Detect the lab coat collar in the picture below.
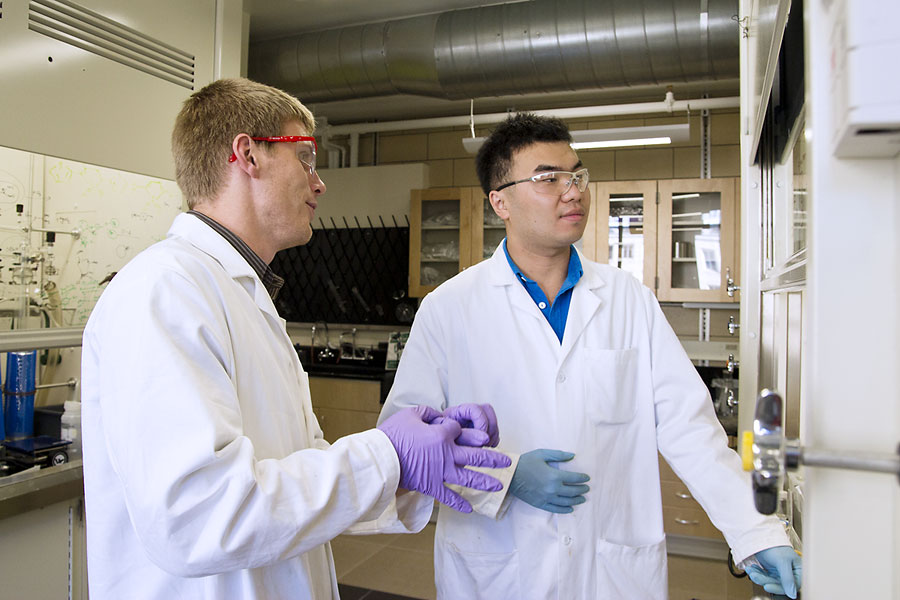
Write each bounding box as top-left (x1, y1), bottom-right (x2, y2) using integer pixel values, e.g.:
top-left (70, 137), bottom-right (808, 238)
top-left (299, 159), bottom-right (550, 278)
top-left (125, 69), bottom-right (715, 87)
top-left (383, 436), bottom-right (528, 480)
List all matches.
top-left (167, 213), bottom-right (281, 319)
top-left (560, 248), bottom-right (605, 361)
top-left (486, 240), bottom-right (607, 361)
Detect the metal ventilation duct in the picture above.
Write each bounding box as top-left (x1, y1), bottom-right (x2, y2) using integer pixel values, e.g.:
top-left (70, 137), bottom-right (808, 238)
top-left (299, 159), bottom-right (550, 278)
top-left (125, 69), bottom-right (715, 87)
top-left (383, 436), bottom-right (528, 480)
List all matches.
top-left (248, 0), bottom-right (739, 103)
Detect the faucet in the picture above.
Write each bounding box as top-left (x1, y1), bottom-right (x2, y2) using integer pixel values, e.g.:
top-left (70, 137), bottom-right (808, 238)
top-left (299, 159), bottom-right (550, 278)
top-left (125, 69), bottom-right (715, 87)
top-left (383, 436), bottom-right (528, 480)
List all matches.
top-left (726, 353), bottom-right (739, 374)
top-left (726, 267), bottom-right (741, 298)
top-left (312, 321), bottom-right (335, 362)
top-left (727, 315), bottom-right (740, 336)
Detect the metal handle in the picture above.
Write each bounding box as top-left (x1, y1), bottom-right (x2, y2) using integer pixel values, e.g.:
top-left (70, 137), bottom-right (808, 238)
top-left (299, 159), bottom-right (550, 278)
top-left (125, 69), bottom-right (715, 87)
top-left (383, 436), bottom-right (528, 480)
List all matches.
top-left (674, 518), bottom-right (700, 525)
top-left (675, 491), bottom-right (693, 500)
top-left (742, 389), bottom-right (900, 514)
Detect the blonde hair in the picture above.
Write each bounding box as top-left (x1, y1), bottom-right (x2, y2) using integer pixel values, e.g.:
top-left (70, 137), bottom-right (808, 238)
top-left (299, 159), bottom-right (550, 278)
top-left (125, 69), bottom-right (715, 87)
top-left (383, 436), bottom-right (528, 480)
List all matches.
top-left (171, 78), bottom-right (315, 207)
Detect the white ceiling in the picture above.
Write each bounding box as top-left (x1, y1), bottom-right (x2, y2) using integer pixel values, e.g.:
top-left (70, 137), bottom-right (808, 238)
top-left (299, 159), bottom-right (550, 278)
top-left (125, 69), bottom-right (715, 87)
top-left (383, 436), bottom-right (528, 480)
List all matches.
top-left (243, 0), bottom-right (740, 125)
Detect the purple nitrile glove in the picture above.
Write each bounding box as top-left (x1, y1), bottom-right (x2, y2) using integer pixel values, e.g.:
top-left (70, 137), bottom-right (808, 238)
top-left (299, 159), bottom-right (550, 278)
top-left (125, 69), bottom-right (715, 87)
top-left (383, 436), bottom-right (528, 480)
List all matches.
top-left (442, 403), bottom-right (500, 447)
top-left (377, 405), bottom-right (512, 513)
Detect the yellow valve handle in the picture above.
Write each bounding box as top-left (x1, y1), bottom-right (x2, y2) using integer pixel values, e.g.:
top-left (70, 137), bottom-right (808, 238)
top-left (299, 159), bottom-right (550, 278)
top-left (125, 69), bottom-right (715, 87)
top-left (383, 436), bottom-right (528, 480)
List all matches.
top-left (741, 430), bottom-right (754, 471)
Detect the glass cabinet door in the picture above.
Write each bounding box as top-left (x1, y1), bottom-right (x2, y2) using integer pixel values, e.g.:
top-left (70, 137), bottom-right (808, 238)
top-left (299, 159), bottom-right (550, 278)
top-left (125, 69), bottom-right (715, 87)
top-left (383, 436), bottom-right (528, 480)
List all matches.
top-left (657, 178), bottom-right (737, 302)
top-left (593, 180), bottom-right (658, 288)
top-left (409, 188), bottom-right (473, 297)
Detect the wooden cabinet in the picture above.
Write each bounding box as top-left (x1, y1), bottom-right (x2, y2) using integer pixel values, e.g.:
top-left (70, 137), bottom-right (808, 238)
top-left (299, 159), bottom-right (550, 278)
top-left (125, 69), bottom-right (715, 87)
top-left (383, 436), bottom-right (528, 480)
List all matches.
top-left (308, 377), bottom-right (382, 443)
top-left (658, 455), bottom-right (725, 541)
top-left (657, 178), bottom-right (740, 302)
top-left (583, 180), bottom-right (659, 289)
top-left (410, 178), bottom-right (740, 301)
top-left (409, 188), bottom-right (479, 297)
top-left (583, 177), bottom-right (741, 302)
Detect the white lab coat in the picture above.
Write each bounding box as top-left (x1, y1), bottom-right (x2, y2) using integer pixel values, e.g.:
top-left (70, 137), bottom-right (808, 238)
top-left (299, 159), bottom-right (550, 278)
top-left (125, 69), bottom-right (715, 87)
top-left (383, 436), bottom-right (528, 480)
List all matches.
top-left (381, 245), bottom-right (789, 600)
top-left (81, 213), bottom-right (432, 599)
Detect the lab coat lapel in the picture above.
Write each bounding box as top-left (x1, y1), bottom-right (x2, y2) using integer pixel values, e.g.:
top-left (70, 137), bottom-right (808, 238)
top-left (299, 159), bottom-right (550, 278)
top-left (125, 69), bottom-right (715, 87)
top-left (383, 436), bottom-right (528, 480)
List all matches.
top-left (559, 251), bottom-right (605, 363)
top-left (168, 213), bottom-right (284, 323)
top-left (485, 246), bottom-right (543, 322)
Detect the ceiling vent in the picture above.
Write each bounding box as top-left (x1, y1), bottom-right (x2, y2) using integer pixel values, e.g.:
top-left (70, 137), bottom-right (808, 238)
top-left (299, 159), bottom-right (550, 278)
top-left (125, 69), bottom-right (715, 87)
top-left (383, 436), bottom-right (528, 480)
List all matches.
top-left (28, 0), bottom-right (195, 89)
top-left (249, 0), bottom-right (739, 104)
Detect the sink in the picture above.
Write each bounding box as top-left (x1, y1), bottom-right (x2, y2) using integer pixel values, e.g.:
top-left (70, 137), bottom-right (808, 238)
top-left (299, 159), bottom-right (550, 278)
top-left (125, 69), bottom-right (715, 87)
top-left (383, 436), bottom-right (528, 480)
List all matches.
top-left (294, 344), bottom-right (388, 380)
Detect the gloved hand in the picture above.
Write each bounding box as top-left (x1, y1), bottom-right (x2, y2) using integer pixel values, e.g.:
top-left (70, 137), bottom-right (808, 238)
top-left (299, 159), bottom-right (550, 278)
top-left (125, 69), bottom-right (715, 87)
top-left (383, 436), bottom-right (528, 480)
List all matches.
top-left (442, 403), bottom-right (500, 447)
top-left (377, 405), bottom-right (512, 513)
top-left (509, 449), bottom-right (590, 514)
top-left (745, 545), bottom-right (802, 599)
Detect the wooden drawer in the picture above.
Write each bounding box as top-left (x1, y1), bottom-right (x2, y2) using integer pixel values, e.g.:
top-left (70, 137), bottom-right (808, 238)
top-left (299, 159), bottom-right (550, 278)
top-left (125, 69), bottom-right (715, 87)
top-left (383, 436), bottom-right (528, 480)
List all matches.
top-left (660, 480), bottom-right (701, 510)
top-left (662, 504), bottom-right (724, 540)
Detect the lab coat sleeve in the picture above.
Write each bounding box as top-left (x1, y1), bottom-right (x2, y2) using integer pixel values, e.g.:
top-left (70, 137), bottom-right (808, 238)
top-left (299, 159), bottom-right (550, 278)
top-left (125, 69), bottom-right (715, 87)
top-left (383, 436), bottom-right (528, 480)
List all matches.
top-left (88, 266), bottom-right (416, 577)
top-left (643, 288), bottom-right (789, 563)
top-left (378, 294), bottom-right (518, 519)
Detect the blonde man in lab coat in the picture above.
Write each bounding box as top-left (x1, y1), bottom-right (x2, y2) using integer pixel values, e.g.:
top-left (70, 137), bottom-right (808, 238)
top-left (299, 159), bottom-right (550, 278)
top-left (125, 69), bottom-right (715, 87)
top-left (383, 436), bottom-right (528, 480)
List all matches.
top-left (379, 113), bottom-right (802, 599)
top-left (81, 78), bottom-right (511, 600)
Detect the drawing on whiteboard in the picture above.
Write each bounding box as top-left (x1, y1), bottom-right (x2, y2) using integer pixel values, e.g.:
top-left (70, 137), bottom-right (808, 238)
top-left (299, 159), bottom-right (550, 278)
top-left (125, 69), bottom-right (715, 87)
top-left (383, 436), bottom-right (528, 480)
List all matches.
top-left (0, 146), bottom-right (183, 328)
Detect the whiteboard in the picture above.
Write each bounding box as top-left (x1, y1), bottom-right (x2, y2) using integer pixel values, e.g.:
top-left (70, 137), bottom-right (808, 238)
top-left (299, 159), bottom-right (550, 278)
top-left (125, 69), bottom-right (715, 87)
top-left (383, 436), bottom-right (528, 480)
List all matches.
top-left (0, 145), bottom-right (184, 327)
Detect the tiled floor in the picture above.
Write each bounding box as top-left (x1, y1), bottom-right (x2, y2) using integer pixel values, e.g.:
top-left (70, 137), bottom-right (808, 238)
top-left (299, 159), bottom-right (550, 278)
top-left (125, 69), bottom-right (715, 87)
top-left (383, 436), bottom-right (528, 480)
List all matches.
top-left (332, 524), bottom-right (756, 600)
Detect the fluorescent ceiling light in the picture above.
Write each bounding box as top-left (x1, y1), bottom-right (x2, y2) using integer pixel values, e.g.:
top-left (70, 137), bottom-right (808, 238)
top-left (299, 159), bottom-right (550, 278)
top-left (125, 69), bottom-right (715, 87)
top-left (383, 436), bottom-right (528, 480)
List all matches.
top-left (571, 137), bottom-right (672, 149)
top-left (462, 122), bottom-right (690, 153)
top-left (569, 123), bottom-right (691, 149)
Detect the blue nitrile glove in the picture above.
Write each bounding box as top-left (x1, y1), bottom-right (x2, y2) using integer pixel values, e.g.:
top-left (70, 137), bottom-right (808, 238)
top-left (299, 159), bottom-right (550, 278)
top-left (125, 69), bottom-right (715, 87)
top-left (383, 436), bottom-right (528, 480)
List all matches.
top-left (377, 405), bottom-right (512, 513)
top-left (442, 403), bottom-right (500, 447)
top-left (745, 545), bottom-right (802, 599)
top-left (509, 449), bottom-right (590, 514)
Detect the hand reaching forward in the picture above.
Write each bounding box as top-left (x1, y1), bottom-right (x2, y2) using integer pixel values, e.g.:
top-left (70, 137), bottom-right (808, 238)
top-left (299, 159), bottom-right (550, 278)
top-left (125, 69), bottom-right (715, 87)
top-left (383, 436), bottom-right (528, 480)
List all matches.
top-left (509, 449), bottom-right (590, 514)
top-left (745, 545), bottom-right (802, 599)
top-left (377, 406), bottom-right (512, 513)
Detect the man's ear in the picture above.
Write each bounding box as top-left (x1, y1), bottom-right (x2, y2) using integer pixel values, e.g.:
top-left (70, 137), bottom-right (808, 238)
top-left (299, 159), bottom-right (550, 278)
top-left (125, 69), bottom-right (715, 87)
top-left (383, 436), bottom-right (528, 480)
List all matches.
top-left (488, 190), bottom-right (509, 221)
top-left (231, 134), bottom-right (260, 176)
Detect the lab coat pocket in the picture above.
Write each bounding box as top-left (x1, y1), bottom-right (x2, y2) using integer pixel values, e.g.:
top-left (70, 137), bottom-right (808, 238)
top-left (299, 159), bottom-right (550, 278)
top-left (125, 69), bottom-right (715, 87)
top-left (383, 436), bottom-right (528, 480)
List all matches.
top-left (437, 543), bottom-right (521, 600)
top-left (595, 537), bottom-right (667, 600)
top-left (584, 348), bottom-right (638, 424)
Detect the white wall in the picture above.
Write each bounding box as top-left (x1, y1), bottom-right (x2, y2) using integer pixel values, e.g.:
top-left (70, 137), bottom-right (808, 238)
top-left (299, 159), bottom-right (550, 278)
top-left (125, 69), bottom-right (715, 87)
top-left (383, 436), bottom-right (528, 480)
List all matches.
top-left (313, 164), bottom-right (429, 228)
top-left (0, 0), bottom-right (247, 179)
top-left (803, 1), bottom-right (900, 597)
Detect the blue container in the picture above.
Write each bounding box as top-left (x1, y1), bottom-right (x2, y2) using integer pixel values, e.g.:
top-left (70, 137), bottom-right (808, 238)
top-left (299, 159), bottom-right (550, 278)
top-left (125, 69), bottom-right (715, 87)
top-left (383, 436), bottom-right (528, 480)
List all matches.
top-left (4, 351), bottom-right (37, 440)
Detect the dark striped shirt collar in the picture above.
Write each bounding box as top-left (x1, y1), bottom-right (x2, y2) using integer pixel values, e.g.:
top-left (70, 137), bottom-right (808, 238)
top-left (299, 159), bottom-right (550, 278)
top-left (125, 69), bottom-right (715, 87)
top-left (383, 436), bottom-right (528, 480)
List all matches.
top-left (187, 210), bottom-right (284, 300)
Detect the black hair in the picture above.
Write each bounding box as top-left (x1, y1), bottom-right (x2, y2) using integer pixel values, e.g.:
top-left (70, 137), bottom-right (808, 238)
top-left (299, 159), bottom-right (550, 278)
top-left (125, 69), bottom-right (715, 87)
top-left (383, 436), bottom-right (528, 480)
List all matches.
top-left (475, 113), bottom-right (573, 195)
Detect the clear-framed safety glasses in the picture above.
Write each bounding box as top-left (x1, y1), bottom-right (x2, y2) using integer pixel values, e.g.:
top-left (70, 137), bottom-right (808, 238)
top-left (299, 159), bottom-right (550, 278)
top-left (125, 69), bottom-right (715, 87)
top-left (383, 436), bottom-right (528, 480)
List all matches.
top-left (494, 167), bottom-right (590, 196)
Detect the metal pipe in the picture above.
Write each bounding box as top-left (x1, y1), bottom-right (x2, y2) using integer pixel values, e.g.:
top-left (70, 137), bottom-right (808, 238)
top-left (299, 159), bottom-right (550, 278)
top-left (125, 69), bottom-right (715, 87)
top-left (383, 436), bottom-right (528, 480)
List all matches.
top-left (0, 327), bottom-right (84, 352)
top-left (249, 0), bottom-right (739, 104)
top-left (801, 448), bottom-right (900, 477)
top-left (326, 96), bottom-right (739, 136)
top-left (35, 377), bottom-right (78, 390)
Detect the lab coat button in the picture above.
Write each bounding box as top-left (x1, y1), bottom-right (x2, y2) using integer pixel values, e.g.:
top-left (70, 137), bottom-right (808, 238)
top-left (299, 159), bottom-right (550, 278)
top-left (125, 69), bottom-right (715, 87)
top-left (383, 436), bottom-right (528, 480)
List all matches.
top-left (538, 301), bottom-right (547, 309)
top-left (557, 373), bottom-right (566, 383)
top-left (562, 535), bottom-right (572, 546)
